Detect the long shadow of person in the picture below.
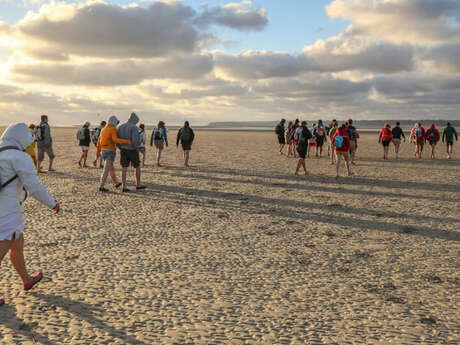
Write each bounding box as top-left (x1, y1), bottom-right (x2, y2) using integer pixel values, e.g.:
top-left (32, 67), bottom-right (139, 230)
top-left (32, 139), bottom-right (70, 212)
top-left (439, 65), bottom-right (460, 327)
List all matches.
top-left (0, 303), bottom-right (59, 345)
top-left (32, 292), bottom-right (149, 345)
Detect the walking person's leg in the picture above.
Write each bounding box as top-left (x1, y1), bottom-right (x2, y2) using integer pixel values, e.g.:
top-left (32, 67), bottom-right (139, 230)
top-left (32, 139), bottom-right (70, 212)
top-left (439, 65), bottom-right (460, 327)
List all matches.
top-left (83, 149), bottom-right (88, 167)
top-left (9, 234), bottom-right (32, 286)
top-left (184, 150), bottom-right (190, 167)
top-left (0, 239), bottom-right (11, 305)
top-left (344, 153), bottom-right (352, 176)
top-left (108, 162), bottom-right (119, 186)
top-left (121, 167), bottom-right (128, 189)
top-left (335, 152), bottom-right (342, 177)
top-left (295, 158), bottom-right (302, 175)
top-left (47, 147), bottom-right (55, 171)
top-left (447, 143), bottom-right (453, 159)
top-left (157, 148), bottom-right (163, 167)
top-left (99, 159), bottom-right (111, 190)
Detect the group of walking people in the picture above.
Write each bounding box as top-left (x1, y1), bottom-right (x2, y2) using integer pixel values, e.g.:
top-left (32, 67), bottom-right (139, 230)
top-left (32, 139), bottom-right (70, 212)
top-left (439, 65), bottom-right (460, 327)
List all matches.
top-left (75, 115), bottom-right (195, 192)
top-left (378, 122), bottom-right (458, 160)
top-left (276, 118), bottom-right (358, 178)
top-left (276, 118), bottom-right (458, 177)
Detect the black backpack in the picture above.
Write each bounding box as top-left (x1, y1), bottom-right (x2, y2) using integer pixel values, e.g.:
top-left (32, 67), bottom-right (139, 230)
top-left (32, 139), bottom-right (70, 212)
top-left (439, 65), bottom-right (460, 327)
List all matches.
top-left (154, 129), bottom-right (162, 140)
top-left (275, 124), bottom-right (282, 135)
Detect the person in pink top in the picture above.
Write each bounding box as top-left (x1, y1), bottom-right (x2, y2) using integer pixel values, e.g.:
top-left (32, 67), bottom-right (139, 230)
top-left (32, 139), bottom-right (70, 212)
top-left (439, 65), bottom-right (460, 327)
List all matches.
top-left (378, 123), bottom-right (393, 160)
top-left (331, 123), bottom-right (352, 178)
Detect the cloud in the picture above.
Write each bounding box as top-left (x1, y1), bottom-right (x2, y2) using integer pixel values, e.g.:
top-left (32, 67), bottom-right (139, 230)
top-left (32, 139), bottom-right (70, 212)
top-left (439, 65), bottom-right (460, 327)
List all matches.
top-left (196, 0), bottom-right (268, 31)
top-left (16, 1), bottom-right (199, 58)
top-left (422, 43), bottom-right (460, 73)
top-left (215, 51), bottom-right (307, 79)
top-left (327, 0), bottom-right (460, 43)
top-left (215, 38), bottom-right (414, 80)
top-left (11, 54), bottom-right (214, 85)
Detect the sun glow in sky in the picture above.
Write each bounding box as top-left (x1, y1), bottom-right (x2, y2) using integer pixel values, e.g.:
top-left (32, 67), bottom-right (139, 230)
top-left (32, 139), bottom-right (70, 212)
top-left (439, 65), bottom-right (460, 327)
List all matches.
top-left (0, 0), bottom-right (459, 125)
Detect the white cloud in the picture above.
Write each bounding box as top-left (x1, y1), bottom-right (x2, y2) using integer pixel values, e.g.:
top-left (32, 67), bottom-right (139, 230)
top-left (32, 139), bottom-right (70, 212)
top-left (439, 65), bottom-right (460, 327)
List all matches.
top-left (327, 0), bottom-right (460, 43)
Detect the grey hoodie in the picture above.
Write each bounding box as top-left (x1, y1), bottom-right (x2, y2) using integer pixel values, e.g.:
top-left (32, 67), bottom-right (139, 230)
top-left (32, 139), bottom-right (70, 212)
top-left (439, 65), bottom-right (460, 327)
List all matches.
top-left (117, 113), bottom-right (141, 150)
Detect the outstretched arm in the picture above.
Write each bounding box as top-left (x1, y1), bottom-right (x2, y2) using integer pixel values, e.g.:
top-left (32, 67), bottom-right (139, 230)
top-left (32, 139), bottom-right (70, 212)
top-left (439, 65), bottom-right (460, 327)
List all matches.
top-left (14, 154), bottom-right (57, 208)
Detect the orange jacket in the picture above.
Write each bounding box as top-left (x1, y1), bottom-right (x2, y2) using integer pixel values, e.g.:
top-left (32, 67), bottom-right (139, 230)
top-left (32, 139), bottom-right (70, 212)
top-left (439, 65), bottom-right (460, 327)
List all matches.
top-left (97, 124), bottom-right (130, 153)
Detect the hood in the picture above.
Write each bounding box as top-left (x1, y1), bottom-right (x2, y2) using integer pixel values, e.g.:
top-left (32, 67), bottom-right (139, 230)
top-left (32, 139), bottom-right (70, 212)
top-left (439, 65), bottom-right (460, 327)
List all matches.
top-left (429, 124), bottom-right (436, 130)
top-left (128, 112), bottom-right (139, 125)
top-left (0, 123), bottom-right (34, 150)
top-left (108, 116), bottom-right (119, 127)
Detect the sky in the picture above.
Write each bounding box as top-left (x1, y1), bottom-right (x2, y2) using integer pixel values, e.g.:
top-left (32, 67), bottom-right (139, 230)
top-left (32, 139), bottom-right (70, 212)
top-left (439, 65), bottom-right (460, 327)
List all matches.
top-left (0, 0), bottom-right (459, 125)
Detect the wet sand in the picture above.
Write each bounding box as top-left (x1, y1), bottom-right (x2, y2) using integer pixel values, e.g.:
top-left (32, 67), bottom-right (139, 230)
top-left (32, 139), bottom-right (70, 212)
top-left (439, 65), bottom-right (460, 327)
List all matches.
top-left (0, 128), bottom-right (459, 344)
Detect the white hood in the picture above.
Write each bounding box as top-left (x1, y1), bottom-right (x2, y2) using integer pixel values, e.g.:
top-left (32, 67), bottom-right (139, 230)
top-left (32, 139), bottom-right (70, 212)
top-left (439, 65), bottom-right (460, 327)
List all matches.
top-left (0, 123), bottom-right (34, 151)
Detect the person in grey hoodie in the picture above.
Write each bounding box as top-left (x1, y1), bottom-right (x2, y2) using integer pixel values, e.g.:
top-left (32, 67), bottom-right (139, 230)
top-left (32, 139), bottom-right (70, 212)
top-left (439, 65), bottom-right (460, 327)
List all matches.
top-left (36, 115), bottom-right (55, 173)
top-left (117, 113), bottom-right (146, 192)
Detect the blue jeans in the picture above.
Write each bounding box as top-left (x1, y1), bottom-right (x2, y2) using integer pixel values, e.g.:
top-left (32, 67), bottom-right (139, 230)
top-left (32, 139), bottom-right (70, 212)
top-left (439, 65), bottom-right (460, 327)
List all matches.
top-left (101, 150), bottom-right (116, 162)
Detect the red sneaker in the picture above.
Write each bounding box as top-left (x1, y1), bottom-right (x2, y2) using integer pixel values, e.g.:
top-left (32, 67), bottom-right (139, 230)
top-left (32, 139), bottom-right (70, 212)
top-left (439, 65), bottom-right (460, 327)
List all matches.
top-left (24, 272), bottom-right (43, 291)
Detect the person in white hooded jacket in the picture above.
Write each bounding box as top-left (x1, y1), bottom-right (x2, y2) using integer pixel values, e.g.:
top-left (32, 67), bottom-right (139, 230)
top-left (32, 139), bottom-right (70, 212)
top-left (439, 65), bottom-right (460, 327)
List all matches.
top-left (0, 123), bottom-right (59, 306)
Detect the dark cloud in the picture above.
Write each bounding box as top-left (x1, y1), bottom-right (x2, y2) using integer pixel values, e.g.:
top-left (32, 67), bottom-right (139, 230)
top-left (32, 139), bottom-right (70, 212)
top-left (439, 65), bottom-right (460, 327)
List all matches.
top-left (11, 54), bottom-right (214, 85)
top-left (422, 43), bottom-right (460, 73)
top-left (14, 1), bottom-right (268, 59)
top-left (196, 2), bottom-right (268, 31)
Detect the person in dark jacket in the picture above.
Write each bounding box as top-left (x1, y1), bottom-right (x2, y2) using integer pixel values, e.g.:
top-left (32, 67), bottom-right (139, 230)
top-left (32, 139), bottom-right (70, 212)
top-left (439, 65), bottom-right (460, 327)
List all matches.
top-left (78, 121), bottom-right (91, 168)
top-left (295, 121), bottom-right (312, 175)
top-left (442, 122), bottom-right (458, 159)
top-left (391, 121), bottom-right (405, 159)
top-left (176, 121), bottom-right (195, 167)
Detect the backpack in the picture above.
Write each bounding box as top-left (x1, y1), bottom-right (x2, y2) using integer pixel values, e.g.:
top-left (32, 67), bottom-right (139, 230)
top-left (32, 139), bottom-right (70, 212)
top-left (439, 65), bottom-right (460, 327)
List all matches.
top-left (181, 127), bottom-right (193, 142)
top-left (76, 127), bottom-right (86, 141)
top-left (317, 127), bottom-right (324, 137)
top-left (275, 124), bottom-right (282, 135)
top-left (416, 128), bottom-right (423, 138)
top-left (334, 135), bottom-right (344, 148)
top-left (91, 128), bottom-right (100, 146)
top-left (35, 125), bottom-right (44, 142)
top-left (154, 128), bottom-right (162, 140)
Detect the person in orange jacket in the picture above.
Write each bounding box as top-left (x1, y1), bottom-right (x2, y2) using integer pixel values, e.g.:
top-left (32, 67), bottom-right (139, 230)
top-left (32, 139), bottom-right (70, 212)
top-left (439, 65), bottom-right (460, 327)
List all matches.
top-left (378, 123), bottom-right (393, 160)
top-left (97, 116), bottom-right (130, 192)
top-left (426, 123), bottom-right (440, 159)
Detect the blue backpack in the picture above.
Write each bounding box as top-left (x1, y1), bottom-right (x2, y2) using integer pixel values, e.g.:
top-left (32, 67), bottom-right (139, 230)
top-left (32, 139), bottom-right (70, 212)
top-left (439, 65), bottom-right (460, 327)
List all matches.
top-left (334, 135), bottom-right (344, 148)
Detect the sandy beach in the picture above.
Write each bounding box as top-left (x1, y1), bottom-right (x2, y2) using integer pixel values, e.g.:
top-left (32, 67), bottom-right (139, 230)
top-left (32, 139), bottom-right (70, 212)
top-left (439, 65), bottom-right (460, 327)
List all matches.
top-left (0, 128), bottom-right (459, 344)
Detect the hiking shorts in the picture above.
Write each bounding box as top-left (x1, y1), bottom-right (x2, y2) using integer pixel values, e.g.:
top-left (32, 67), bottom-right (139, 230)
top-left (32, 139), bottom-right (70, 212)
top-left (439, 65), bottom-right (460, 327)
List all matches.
top-left (446, 140), bottom-right (453, 146)
top-left (297, 144), bottom-right (307, 159)
top-left (80, 146), bottom-right (90, 152)
top-left (37, 145), bottom-right (55, 161)
top-left (154, 139), bottom-right (164, 150)
top-left (101, 150), bottom-right (116, 162)
top-left (277, 135), bottom-right (285, 145)
top-left (429, 140), bottom-right (437, 146)
top-left (181, 141), bottom-right (192, 151)
top-left (382, 140), bottom-right (391, 147)
top-left (120, 149), bottom-right (140, 168)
